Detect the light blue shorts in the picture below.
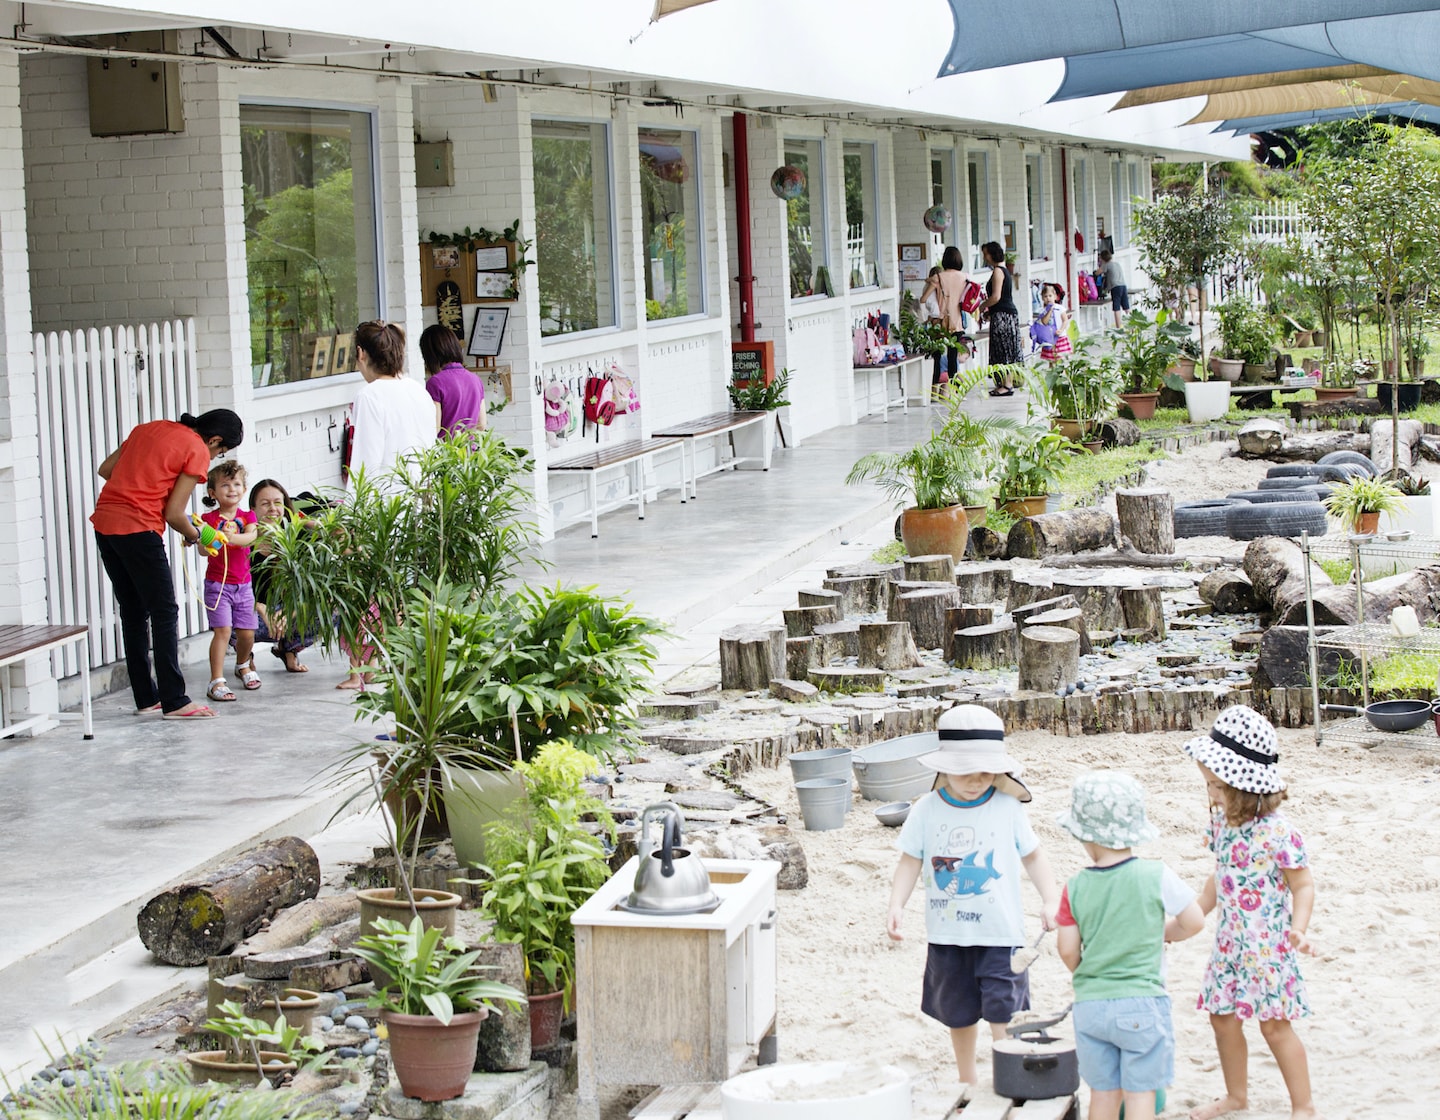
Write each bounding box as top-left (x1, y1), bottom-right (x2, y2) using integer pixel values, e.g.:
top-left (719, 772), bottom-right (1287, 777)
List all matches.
top-left (1073, 996), bottom-right (1173, 1093)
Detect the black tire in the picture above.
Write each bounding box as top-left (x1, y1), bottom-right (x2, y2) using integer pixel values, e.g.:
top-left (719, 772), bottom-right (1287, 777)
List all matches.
top-left (1316, 450), bottom-right (1377, 476)
top-left (1225, 501), bottom-right (1329, 541)
top-left (1173, 499), bottom-right (1248, 538)
top-left (1314, 463), bottom-right (1368, 483)
top-left (1265, 464), bottom-right (1324, 479)
top-left (1258, 476), bottom-right (1316, 490)
top-left (1226, 489), bottom-right (1324, 504)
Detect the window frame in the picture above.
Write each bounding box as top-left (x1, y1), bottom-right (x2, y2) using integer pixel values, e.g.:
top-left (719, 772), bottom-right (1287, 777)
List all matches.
top-left (1024, 152), bottom-right (1047, 261)
top-left (843, 140), bottom-right (881, 291)
top-left (966, 150), bottom-right (991, 262)
top-left (783, 135), bottom-right (830, 303)
top-left (637, 124), bottom-right (708, 324)
top-left (928, 146), bottom-right (956, 263)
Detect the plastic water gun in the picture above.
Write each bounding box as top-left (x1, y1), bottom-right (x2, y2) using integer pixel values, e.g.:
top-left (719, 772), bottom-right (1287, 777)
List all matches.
top-left (190, 513), bottom-right (228, 557)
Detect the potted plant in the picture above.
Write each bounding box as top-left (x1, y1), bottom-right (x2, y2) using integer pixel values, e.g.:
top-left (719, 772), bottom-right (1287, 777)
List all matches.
top-left (996, 426), bottom-right (1075, 517)
top-left (1166, 356), bottom-right (1231, 424)
top-left (189, 1001), bottom-right (316, 1086)
top-left (1109, 309), bottom-right (1190, 419)
top-left (1315, 360), bottom-right (1359, 402)
top-left (1168, 336), bottom-right (1202, 382)
top-left (1133, 190), bottom-right (1244, 358)
top-left (1324, 475), bottom-right (1405, 536)
top-left (1406, 334), bottom-right (1430, 379)
top-left (351, 916), bottom-right (526, 1101)
top-left (728, 367), bottom-right (791, 469)
top-left (1043, 343), bottom-right (1120, 440)
top-left (1214, 297), bottom-right (1274, 382)
top-left (846, 434), bottom-right (979, 560)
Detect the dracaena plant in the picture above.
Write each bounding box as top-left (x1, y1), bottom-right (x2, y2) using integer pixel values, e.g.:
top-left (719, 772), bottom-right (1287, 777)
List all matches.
top-left (351, 916), bottom-right (526, 1024)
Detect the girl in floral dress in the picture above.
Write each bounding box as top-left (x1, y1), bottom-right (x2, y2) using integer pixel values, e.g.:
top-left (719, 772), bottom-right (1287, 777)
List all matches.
top-left (1181, 706), bottom-right (1322, 1120)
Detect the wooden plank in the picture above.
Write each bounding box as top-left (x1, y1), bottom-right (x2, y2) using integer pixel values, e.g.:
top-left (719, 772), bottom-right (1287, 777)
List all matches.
top-left (629, 1083), bottom-right (705, 1118)
top-left (957, 1086), bottom-right (1018, 1120)
top-left (653, 411), bottom-right (767, 438)
top-left (683, 1084), bottom-right (723, 1120)
top-left (550, 437), bottom-right (681, 471)
top-left (1007, 1095), bottom-right (1077, 1120)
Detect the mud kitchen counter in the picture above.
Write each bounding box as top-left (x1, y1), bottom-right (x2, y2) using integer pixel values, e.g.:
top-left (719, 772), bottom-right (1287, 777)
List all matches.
top-left (572, 856), bottom-right (780, 1119)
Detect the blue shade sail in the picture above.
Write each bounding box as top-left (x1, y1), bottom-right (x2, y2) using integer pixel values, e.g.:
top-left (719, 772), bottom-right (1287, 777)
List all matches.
top-left (1219, 102), bottom-right (1440, 134)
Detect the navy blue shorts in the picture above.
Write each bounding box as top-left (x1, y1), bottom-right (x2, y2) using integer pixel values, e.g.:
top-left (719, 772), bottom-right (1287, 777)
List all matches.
top-left (1111, 285), bottom-right (1130, 312)
top-left (921, 944), bottom-right (1030, 1029)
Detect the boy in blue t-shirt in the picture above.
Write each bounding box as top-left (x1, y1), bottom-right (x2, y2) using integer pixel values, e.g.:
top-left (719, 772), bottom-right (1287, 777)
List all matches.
top-left (1055, 771), bottom-right (1205, 1120)
top-left (887, 705), bottom-right (1060, 1086)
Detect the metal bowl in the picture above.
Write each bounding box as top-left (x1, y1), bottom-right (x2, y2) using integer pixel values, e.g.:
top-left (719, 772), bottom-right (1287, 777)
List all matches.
top-left (874, 801), bottom-right (912, 828)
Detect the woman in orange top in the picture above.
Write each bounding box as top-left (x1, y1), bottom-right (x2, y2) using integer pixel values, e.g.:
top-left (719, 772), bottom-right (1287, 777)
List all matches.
top-left (91, 409), bottom-right (244, 720)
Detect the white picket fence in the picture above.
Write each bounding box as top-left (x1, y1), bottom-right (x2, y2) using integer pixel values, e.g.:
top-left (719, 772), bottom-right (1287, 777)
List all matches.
top-left (1249, 199), bottom-right (1313, 244)
top-left (792, 223), bottom-right (877, 286)
top-left (33, 320), bottom-right (204, 677)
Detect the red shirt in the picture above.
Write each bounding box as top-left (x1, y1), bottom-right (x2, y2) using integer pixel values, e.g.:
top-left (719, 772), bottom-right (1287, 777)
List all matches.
top-left (201, 509), bottom-right (256, 585)
top-left (91, 421), bottom-right (211, 536)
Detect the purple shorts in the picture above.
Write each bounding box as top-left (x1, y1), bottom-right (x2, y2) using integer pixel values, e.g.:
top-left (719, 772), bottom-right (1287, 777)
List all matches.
top-left (204, 580), bottom-right (258, 631)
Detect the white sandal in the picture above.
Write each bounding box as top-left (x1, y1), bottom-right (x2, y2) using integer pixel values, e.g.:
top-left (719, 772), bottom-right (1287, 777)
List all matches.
top-left (237, 659), bottom-right (262, 691)
top-left (207, 678), bottom-right (237, 702)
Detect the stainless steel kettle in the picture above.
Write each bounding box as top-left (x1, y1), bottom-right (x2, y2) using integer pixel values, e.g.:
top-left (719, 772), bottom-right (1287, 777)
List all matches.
top-left (625, 802), bottom-right (719, 913)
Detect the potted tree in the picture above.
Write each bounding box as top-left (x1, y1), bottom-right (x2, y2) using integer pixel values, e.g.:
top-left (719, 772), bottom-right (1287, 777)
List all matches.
top-left (996, 426), bottom-right (1075, 517)
top-left (1109, 309), bottom-right (1191, 419)
top-left (1315, 360), bottom-right (1359, 403)
top-left (728, 367), bottom-right (790, 469)
top-left (1043, 343), bottom-right (1120, 443)
top-left (1214, 297), bottom-right (1274, 382)
top-left (351, 916), bottom-right (525, 1101)
top-left (1133, 189), bottom-right (1244, 360)
top-left (1168, 336), bottom-right (1202, 382)
top-left (1324, 475), bottom-right (1405, 536)
top-left (846, 433), bottom-right (979, 561)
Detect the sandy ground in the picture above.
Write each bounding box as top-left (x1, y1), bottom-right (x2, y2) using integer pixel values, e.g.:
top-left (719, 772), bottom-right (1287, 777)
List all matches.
top-left (736, 725), bottom-right (1440, 1119)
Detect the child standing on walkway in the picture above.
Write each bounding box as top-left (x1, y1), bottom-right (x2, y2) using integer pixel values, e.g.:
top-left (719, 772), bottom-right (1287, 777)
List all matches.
top-left (887, 705), bottom-right (1060, 1086)
top-left (1055, 771), bottom-right (1205, 1120)
top-left (1182, 706), bottom-right (1322, 1120)
top-left (200, 461), bottom-right (260, 702)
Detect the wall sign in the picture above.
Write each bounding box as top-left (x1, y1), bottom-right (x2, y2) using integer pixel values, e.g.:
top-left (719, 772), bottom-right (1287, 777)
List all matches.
top-left (467, 307), bottom-right (509, 358)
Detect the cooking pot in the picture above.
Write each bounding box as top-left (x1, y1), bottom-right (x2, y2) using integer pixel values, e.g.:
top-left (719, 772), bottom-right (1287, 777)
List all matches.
top-left (992, 1006), bottom-right (1078, 1102)
top-left (622, 802), bottom-right (720, 915)
top-left (1320, 699), bottom-right (1433, 732)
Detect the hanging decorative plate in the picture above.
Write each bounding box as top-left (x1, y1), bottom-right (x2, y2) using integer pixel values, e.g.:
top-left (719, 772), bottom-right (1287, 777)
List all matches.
top-left (923, 204), bottom-right (951, 234)
top-left (770, 165), bottom-right (806, 200)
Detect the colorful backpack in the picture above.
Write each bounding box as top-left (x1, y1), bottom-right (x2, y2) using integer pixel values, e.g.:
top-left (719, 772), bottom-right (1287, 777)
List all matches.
top-left (960, 279), bottom-right (985, 315)
top-left (583, 371), bottom-right (616, 432)
top-left (609, 368), bottom-right (640, 415)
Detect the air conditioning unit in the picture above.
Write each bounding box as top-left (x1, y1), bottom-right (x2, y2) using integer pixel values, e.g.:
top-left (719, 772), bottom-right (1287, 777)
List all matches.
top-left (87, 31), bottom-right (184, 137)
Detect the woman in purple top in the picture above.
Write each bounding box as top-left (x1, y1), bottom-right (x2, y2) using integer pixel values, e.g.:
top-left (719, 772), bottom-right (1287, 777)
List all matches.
top-left (420, 324), bottom-right (486, 434)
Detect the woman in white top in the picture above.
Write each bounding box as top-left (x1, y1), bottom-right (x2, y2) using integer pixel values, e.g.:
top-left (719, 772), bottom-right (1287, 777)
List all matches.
top-left (346, 319), bottom-right (439, 495)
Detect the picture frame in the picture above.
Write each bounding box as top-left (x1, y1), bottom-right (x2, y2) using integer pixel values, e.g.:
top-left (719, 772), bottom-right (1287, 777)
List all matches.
top-left (473, 238), bottom-right (517, 303)
top-left (1002, 220), bottom-right (1017, 253)
top-left (330, 331), bottom-right (355, 375)
top-left (467, 307), bottom-right (509, 358)
top-left (304, 333), bottom-right (332, 380)
top-left (897, 243), bottom-right (927, 262)
top-left (419, 241), bottom-right (473, 304)
top-left (474, 271), bottom-right (512, 300)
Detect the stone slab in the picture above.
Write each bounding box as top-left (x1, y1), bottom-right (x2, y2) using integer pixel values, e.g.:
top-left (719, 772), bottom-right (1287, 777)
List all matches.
top-left (384, 1062), bottom-right (554, 1120)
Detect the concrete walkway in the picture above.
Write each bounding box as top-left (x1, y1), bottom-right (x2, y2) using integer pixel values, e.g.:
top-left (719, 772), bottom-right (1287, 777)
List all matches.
top-left (0, 385), bottom-right (1025, 1075)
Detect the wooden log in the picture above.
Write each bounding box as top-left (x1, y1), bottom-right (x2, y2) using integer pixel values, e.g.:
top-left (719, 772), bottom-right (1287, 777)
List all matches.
top-left (1006, 508), bottom-right (1119, 560)
top-left (1275, 563), bottom-right (1440, 627)
top-left (949, 622), bottom-right (1019, 669)
top-left (783, 604), bottom-right (841, 637)
top-left (948, 605), bottom-right (994, 632)
top-left (786, 637), bottom-right (817, 678)
top-left (970, 525), bottom-right (1007, 560)
top-left (137, 837), bottom-right (321, 967)
top-left (1119, 586), bottom-right (1166, 641)
top-left (1099, 418), bottom-right (1141, 448)
top-left (1039, 547), bottom-right (1219, 570)
top-left (822, 575), bottom-right (887, 615)
top-left (858, 621), bottom-right (923, 670)
top-left (720, 623), bottom-right (786, 691)
top-left (472, 941), bottom-right (530, 1072)
top-left (1254, 625), bottom-right (1350, 689)
top-left (1018, 626), bottom-right (1080, 693)
top-left (1050, 576), bottom-right (1129, 632)
top-left (903, 554), bottom-right (957, 583)
top-left (813, 620), bottom-right (861, 660)
top-left (1371, 418), bottom-right (1425, 473)
top-left (797, 588), bottom-right (844, 612)
top-left (1199, 571), bottom-right (1257, 614)
top-left (826, 561), bottom-right (903, 581)
top-left (1010, 594), bottom-right (1081, 630)
top-left (230, 895), bottom-right (360, 959)
top-left (770, 678), bottom-right (820, 702)
top-left (1115, 489), bottom-right (1176, 555)
top-left (897, 586), bottom-right (962, 650)
top-left (887, 579), bottom-right (955, 617)
top-left (953, 561), bottom-right (1014, 604)
top-left (1025, 607), bottom-right (1093, 655)
top-left (1241, 537), bottom-right (1332, 617)
top-left (1006, 570), bottom-right (1056, 612)
top-left (807, 666), bottom-right (888, 693)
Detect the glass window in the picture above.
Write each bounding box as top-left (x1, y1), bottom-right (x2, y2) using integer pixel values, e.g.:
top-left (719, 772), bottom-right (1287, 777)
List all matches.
top-left (843, 142), bottom-right (880, 289)
top-left (241, 104), bottom-right (379, 389)
top-left (1072, 158), bottom-right (1093, 256)
top-left (784, 138), bottom-right (827, 298)
top-left (929, 148), bottom-right (954, 261)
top-left (639, 127), bottom-right (703, 321)
top-left (533, 119), bottom-right (616, 337)
top-left (1025, 154), bottom-right (1045, 260)
top-left (967, 151), bottom-right (990, 253)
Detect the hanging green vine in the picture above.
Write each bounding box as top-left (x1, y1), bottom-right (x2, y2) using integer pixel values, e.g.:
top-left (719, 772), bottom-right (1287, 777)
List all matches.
top-left (425, 219), bottom-right (534, 300)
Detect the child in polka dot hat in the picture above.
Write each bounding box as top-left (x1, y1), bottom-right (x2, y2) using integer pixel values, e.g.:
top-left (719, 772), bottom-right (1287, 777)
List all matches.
top-left (1181, 706), bottom-right (1324, 1120)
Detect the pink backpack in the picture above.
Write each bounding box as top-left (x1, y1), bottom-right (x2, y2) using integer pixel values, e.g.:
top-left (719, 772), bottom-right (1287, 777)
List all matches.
top-left (609, 367), bottom-right (640, 415)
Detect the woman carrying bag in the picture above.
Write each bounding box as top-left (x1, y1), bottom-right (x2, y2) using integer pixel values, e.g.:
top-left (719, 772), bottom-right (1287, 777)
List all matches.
top-left (932, 246), bottom-right (970, 396)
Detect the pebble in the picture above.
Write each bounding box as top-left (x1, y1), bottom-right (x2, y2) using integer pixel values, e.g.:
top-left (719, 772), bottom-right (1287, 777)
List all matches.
top-left (37, 1069), bottom-right (57, 1082)
top-left (338, 1104), bottom-right (360, 1116)
top-left (329, 991), bottom-right (348, 1002)
top-left (59, 1073), bottom-right (76, 1088)
top-left (264, 1059), bottom-right (285, 1067)
top-left (361, 1040), bottom-right (379, 1056)
top-left (313, 1016), bottom-right (335, 1032)
top-left (284, 994), bottom-right (303, 1003)
top-left (336, 1047), bottom-right (362, 1059)
top-left (344, 1015), bottom-right (369, 1031)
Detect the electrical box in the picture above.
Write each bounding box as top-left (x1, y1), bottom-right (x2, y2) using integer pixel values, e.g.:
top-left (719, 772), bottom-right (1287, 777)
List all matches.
top-left (415, 141), bottom-right (454, 188)
top-left (87, 31), bottom-right (184, 137)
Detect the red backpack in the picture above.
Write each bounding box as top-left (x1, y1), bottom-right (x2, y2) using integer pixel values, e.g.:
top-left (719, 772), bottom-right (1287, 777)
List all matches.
top-left (960, 279), bottom-right (984, 315)
top-left (583, 371), bottom-right (616, 433)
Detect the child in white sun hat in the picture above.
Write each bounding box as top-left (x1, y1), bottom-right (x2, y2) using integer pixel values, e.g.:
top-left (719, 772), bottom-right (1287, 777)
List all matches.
top-left (886, 705), bottom-right (1060, 1086)
top-left (1055, 771), bottom-right (1205, 1120)
top-left (1182, 705), bottom-right (1323, 1120)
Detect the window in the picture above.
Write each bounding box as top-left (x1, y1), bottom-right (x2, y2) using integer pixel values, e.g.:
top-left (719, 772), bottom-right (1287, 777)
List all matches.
top-left (1025, 154), bottom-right (1045, 260)
top-left (1072, 158), bottom-right (1093, 256)
top-left (241, 104), bottom-right (379, 388)
top-left (966, 151), bottom-right (991, 252)
top-left (784, 138), bottom-right (827, 298)
top-left (929, 148), bottom-right (955, 261)
top-left (639, 127), bottom-right (703, 320)
top-left (533, 119), bottom-right (616, 337)
top-left (843, 142), bottom-right (880, 289)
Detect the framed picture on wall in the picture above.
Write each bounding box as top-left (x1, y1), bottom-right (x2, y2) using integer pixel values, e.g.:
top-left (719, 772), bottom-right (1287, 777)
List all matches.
top-left (1002, 220), bottom-right (1017, 253)
top-left (467, 307), bottom-right (509, 358)
top-left (897, 243), bottom-right (929, 283)
top-left (301, 333), bottom-right (332, 379)
top-left (330, 331), bottom-right (355, 375)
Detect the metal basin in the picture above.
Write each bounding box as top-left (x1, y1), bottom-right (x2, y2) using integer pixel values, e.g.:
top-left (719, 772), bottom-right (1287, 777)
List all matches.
top-left (851, 734), bottom-right (936, 802)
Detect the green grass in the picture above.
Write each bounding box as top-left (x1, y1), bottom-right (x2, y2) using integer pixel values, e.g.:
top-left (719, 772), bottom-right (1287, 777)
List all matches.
top-left (1370, 651), bottom-right (1440, 696)
top-left (1317, 558), bottom-right (1353, 584)
top-left (871, 540), bottom-right (907, 564)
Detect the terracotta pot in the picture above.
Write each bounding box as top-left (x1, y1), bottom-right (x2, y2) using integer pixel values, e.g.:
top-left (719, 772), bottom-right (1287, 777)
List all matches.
top-left (187, 1051), bottom-right (296, 1086)
top-left (1167, 357), bottom-right (1197, 382)
top-left (1311, 330), bottom-right (1328, 348)
top-left (1081, 440), bottom-right (1104, 454)
top-left (528, 989), bottom-right (566, 1051)
top-left (1355, 511), bottom-right (1381, 536)
top-left (1293, 330), bottom-right (1313, 348)
top-left (1208, 357), bottom-right (1244, 382)
top-left (999, 495), bottom-right (1047, 518)
top-left (963, 504), bottom-right (987, 529)
top-left (371, 746), bottom-right (449, 840)
top-left (255, 988), bottom-right (321, 1035)
top-left (1053, 417), bottom-right (1089, 440)
top-left (357, 888), bottom-right (463, 987)
top-left (1409, 358), bottom-right (1426, 378)
top-left (1241, 362), bottom-right (1270, 384)
top-left (1314, 387), bottom-right (1357, 402)
top-left (899, 504), bottom-right (970, 562)
top-left (1383, 359), bottom-right (1399, 378)
top-left (1118, 391), bottom-right (1160, 420)
top-left (385, 1010), bottom-right (485, 1101)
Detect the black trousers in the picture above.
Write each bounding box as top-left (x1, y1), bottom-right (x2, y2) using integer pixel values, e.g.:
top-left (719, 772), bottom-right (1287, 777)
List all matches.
top-left (932, 334), bottom-right (960, 387)
top-left (95, 530), bottom-right (191, 712)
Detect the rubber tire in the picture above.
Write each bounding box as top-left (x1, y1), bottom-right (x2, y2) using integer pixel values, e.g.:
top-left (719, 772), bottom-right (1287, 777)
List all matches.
top-left (1316, 450), bottom-right (1377, 476)
top-left (1314, 463), bottom-right (1368, 483)
top-left (1258, 476), bottom-right (1317, 490)
top-left (1265, 464), bottom-right (1324, 479)
top-left (1226, 489), bottom-right (1324, 504)
top-left (1173, 499), bottom-right (1248, 538)
top-left (1225, 501), bottom-right (1329, 541)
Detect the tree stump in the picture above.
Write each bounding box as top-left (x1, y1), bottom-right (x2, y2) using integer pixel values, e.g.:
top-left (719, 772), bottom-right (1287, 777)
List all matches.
top-left (1116, 489), bottom-right (1176, 555)
top-left (903, 554), bottom-right (957, 583)
top-left (1018, 626), bottom-right (1080, 693)
top-left (858, 621), bottom-right (923, 670)
top-left (954, 561), bottom-right (1014, 604)
top-left (1006, 508), bottom-right (1119, 559)
top-left (1198, 571), bottom-right (1257, 614)
top-left (948, 605), bottom-right (994, 633)
top-left (473, 941), bottom-right (530, 1072)
top-left (897, 586), bottom-right (962, 650)
top-left (137, 837), bottom-right (321, 966)
top-left (1236, 418), bottom-right (1285, 457)
top-left (783, 604), bottom-right (841, 637)
top-left (887, 580), bottom-right (956, 618)
top-left (1371, 418), bottom-right (1425, 473)
top-left (1099, 418), bottom-right (1141, 448)
top-left (797, 588), bottom-right (845, 612)
top-left (1119, 586), bottom-right (1167, 641)
top-left (1025, 606), bottom-right (1093, 655)
top-left (1241, 537), bottom-right (1331, 618)
top-left (786, 637), bottom-right (818, 678)
top-left (1006, 570), bottom-right (1056, 612)
top-left (1051, 576), bottom-right (1127, 632)
top-left (970, 525), bottom-right (1007, 560)
top-left (814, 620), bottom-right (861, 660)
top-left (822, 574), bottom-right (887, 615)
top-left (1010, 594), bottom-right (1081, 630)
top-left (807, 666), bottom-right (888, 693)
top-left (949, 622), bottom-right (1019, 669)
top-left (720, 623), bottom-right (786, 690)
top-left (827, 561), bottom-right (903, 581)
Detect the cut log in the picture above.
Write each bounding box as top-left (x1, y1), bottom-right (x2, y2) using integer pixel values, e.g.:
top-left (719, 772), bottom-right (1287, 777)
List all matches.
top-left (1025, 607), bottom-right (1093, 655)
top-left (1115, 489), bottom-right (1176, 555)
top-left (1011, 594), bottom-right (1081, 630)
top-left (858, 621), bottom-right (923, 670)
top-left (1275, 563), bottom-right (1440, 627)
top-left (720, 623), bottom-right (786, 691)
top-left (797, 588), bottom-right (844, 612)
top-left (807, 666), bottom-right (888, 693)
top-left (953, 561), bottom-right (1013, 604)
top-left (1051, 576), bottom-right (1128, 632)
top-left (1006, 570), bottom-right (1056, 612)
top-left (1038, 547), bottom-right (1217, 570)
top-left (1099, 418), bottom-right (1141, 448)
top-left (1199, 571), bottom-right (1257, 614)
top-left (1246, 431), bottom-right (1368, 463)
top-left (1371, 418), bottom-right (1425, 474)
top-left (1119, 586), bottom-right (1166, 641)
top-left (813, 620), bottom-right (861, 660)
top-left (1242, 537), bottom-right (1332, 618)
top-left (231, 895), bottom-right (360, 959)
top-left (1254, 625), bottom-right (1351, 689)
top-left (822, 574), bottom-right (887, 615)
top-left (949, 622), bottom-right (1019, 669)
top-left (1006, 508), bottom-right (1119, 559)
top-left (770, 678), bottom-right (820, 703)
top-left (948, 605), bottom-right (995, 632)
top-left (1018, 626), bottom-right (1080, 693)
top-left (137, 837), bottom-right (321, 967)
top-left (786, 637), bottom-right (817, 678)
top-left (897, 586), bottom-right (963, 650)
top-left (970, 525), bottom-right (1007, 560)
top-left (887, 579), bottom-right (956, 617)
top-left (826, 561), bottom-right (903, 581)
top-left (473, 941), bottom-right (530, 1072)
top-left (903, 554), bottom-right (957, 583)
top-left (783, 604), bottom-right (841, 637)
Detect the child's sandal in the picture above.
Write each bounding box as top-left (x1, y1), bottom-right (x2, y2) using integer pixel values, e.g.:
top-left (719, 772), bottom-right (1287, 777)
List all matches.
top-left (237, 660), bottom-right (262, 691)
top-left (207, 679), bottom-right (237, 702)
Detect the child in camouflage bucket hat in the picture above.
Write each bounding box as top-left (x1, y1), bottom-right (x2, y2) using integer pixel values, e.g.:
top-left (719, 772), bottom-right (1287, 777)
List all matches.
top-left (1055, 772), bottom-right (1205, 1120)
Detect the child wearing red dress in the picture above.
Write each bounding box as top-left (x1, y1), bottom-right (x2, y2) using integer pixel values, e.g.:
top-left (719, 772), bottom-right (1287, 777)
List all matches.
top-left (199, 460), bottom-right (260, 702)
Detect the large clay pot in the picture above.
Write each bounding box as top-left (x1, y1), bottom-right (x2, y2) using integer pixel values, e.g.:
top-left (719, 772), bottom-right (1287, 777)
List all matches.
top-left (255, 988), bottom-right (321, 1035)
top-left (1000, 495), bottom-right (1047, 518)
top-left (1314, 387), bottom-right (1357, 403)
top-left (1118, 391), bottom-right (1160, 420)
top-left (357, 887), bottom-right (462, 987)
top-left (1293, 330), bottom-right (1314, 348)
top-left (1209, 357), bottom-right (1244, 382)
top-left (1167, 357), bottom-right (1197, 382)
top-left (1356, 511), bottom-right (1381, 536)
top-left (1409, 358), bottom-right (1426, 378)
top-left (963, 504), bottom-right (987, 529)
top-left (443, 766), bottom-right (528, 870)
top-left (385, 1010), bottom-right (486, 1101)
top-left (1053, 417), bottom-right (1089, 441)
top-left (527, 988), bottom-right (566, 1051)
top-left (187, 1051), bottom-right (296, 1086)
top-left (899, 504), bottom-right (970, 562)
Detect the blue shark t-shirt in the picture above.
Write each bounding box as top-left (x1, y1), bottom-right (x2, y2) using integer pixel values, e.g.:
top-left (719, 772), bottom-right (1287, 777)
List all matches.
top-left (897, 787), bottom-right (1038, 947)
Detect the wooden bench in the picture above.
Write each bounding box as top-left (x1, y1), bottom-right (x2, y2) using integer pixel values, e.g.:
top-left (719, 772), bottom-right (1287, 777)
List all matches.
top-left (0, 624), bottom-right (93, 740)
top-left (652, 411), bottom-right (772, 500)
top-left (548, 437), bottom-right (682, 538)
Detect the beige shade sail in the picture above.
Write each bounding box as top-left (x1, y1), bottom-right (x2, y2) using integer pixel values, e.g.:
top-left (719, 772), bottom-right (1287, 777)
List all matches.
top-left (1113, 66), bottom-right (1390, 110)
top-left (651, 0), bottom-right (718, 18)
top-left (1185, 74), bottom-right (1440, 123)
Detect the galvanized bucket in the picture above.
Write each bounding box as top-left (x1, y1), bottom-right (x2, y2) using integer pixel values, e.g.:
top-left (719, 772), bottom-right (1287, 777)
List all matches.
top-left (851, 734), bottom-right (935, 802)
top-left (794, 777), bottom-right (850, 831)
top-left (787, 747), bottom-right (852, 785)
